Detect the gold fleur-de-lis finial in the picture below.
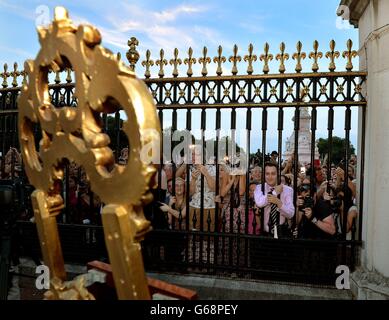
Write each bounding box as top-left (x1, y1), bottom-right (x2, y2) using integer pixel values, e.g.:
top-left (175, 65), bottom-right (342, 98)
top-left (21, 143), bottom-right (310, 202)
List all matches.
top-left (21, 69), bottom-right (27, 86)
top-left (325, 39), bottom-right (340, 72)
top-left (126, 36), bottom-right (140, 72)
top-left (309, 40), bottom-right (323, 72)
top-left (213, 45), bottom-right (226, 76)
top-left (1, 63), bottom-right (10, 88)
top-left (184, 47), bottom-right (196, 77)
top-left (244, 43), bottom-right (257, 75)
top-left (141, 49), bottom-right (154, 79)
top-left (292, 41), bottom-right (306, 73)
top-left (276, 42), bottom-right (289, 74)
top-left (259, 43), bottom-right (273, 74)
top-left (65, 68), bottom-right (72, 83)
top-left (54, 70), bottom-right (61, 84)
top-left (198, 46), bottom-right (211, 76)
top-left (342, 39), bottom-right (358, 71)
top-left (156, 49), bottom-right (168, 78)
top-left (229, 44), bottom-right (241, 75)
top-left (169, 48), bottom-right (182, 77)
top-left (10, 62), bottom-right (21, 87)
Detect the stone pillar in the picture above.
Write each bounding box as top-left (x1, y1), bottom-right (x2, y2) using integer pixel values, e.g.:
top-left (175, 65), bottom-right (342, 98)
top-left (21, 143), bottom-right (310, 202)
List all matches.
top-left (340, 0), bottom-right (389, 299)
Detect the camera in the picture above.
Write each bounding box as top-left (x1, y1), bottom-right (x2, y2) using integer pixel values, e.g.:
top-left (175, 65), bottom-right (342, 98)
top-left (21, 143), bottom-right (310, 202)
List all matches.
top-left (299, 196), bottom-right (314, 210)
top-left (297, 184), bottom-right (314, 210)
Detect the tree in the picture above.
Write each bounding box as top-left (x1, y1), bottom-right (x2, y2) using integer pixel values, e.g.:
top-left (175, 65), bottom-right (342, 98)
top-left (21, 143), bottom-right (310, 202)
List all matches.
top-left (316, 136), bottom-right (355, 166)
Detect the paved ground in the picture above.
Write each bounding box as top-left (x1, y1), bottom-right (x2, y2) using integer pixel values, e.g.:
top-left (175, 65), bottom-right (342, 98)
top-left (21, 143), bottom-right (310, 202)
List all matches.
top-left (8, 258), bottom-right (353, 300)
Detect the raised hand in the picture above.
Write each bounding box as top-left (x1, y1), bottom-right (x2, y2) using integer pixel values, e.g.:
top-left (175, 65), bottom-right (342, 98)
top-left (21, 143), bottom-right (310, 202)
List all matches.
top-left (169, 196), bottom-right (177, 206)
top-left (192, 169), bottom-right (200, 180)
top-left (267, 194), bottom-right (282, 208)
top-left (303, 207), bottom-right (313, 220)
top-left (274, 184), bottom-right (283, 195)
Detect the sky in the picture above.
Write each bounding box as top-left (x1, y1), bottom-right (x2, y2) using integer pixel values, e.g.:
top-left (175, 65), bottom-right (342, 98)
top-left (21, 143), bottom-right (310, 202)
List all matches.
top-left (0, 0), bottom-right (360, 157)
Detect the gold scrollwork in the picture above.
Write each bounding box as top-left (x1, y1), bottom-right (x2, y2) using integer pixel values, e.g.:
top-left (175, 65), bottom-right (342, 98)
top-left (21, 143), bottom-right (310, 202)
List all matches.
top-left (18, 6), bottom-right (160, 300)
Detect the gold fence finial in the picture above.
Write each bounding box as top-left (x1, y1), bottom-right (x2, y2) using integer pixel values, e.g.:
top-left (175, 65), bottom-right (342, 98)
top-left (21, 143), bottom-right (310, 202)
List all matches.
top-left (213, 45), bottom-right (226, 76)
top-left (199, 46), bottom-right (211, 76)
top-left (54, 70), bottom-right (61, 84)
top-left (65, 68), bottom-right (72, 83)
top-left (309, 40), bottom-right (323, 72)
top-left (276, 42), bottom-right (289, 74)
top-left (325, 39), bottom-right (340, 72)
top-left (11, 62), bottom-right (21, 87)
top-left (343, 39), bottom-right (357, 71)
top-left (184, 47), bottom-right (196, 77)
top-left (169, 48), bottom-right (182, 77)
top-left (141, 49), bottom-right (154, 79)
top-left (292, 41), bottom-right (306, 73)
top-left (244, 43), bottom-right (257, 75)
top-left (1, 63), bottom-right (10, 88)
top-left (21, 69), bottom-right (27, 86)
top-left (229, 44), bottom-right (241, 75)
top-left (259, 42), bottom-right (273, 74)
top-left (117, 52), bottom-right (121, 61)
top-left (156, 48), bottom-right (167, 78)
top-left (126, 37), bottom-right (140, 72)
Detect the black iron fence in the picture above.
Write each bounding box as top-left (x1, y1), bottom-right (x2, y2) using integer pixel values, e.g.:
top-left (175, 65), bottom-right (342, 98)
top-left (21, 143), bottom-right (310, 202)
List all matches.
top-left (0, 39), bottom-right (366, 285)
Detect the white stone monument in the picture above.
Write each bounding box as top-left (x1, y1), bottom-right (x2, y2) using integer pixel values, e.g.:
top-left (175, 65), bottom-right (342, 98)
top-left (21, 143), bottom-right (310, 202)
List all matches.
top-left (283, 107), bottom-right (320, 165)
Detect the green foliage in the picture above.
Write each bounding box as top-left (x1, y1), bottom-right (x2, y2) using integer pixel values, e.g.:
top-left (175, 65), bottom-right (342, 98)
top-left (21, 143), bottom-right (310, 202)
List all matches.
top-left (317, 136), bottom-right (355, 166)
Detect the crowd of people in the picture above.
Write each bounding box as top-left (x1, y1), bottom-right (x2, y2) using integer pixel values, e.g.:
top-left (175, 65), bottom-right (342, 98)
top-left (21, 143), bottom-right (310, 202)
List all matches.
top-left (0, 147), bottom-right (103, 225)
top-left (151, 149), bottom-right (359, 239)
top-left (144, 147), bottom-right (359, 266)
top-left (1, 145), bottom-right (360, 266)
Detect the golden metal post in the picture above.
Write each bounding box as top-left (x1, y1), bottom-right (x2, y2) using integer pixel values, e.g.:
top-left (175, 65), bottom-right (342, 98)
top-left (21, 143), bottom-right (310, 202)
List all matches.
top-left (243, 43), bottom-right (257, 75)
top-left (169, 48), bottom-right (182, 77)
top-left (343, 39), bottom-right (357, 71)
top-left (326, 39), bottom-right (340, 72)
top-left (309, 40), bottom-right (323, 72)
top-left (292, 41), bottom-right (306, 73)
top-left (156, 49), bottom-right (167, 78)
top-left (126, 37), bottom-right (140, 72)
top-left (142, 49), bottom-right (154, 79)
top-left (276, 42), bottom-right (289, 74)
top-left (65, 68), bottom-right (72, 83)
top-left (184, 47), bottom-right (196, 77)
top-left (18, 6), bottom-right (160, 300)
top-left (199, 46), bottom-right (211, 76)
top-left (10, 62), bottom-right (21, 87)
top-left (213, 45), bottom-right (226, 76)
top-left (1, 63), bottom-right (10, 88)
top-left (259, 43), bottom-right (273, 74)
top-left (229, 44), bottom-right (241, 75)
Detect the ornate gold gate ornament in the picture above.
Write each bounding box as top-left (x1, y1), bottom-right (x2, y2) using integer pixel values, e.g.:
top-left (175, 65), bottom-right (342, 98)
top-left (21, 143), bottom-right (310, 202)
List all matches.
top-left (18, 6), bottom-right (160, 299)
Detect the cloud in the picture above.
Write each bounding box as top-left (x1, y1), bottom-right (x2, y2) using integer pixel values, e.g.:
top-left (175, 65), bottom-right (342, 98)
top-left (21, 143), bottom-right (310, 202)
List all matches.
top-left (0, 0), bottom-right (35, 20)
top-left (239, 22), bottom-right (265, 34)
top-left (103, 2), bottom-right (211, 53)
top-left (153, 4), bottom-right (205, 23)
top-left (0, 45), bottom-right (32, 59)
